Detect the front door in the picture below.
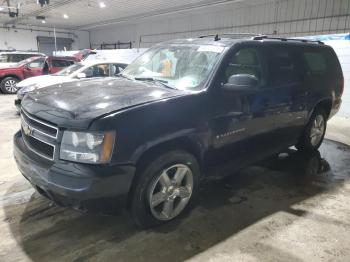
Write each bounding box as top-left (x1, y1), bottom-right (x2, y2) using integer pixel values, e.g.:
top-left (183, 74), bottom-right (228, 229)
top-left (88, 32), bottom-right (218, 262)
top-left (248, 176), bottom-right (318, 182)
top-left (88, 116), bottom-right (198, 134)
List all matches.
top-left (23, 58), bottom-right (45, 79)
top-left (208, 45), bottom-right (277, 171)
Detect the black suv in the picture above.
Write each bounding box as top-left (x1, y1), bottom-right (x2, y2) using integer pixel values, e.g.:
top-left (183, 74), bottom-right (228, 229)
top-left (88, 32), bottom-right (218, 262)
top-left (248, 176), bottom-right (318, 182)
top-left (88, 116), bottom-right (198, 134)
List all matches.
top-left (14, 35), bottom-right (343, 228)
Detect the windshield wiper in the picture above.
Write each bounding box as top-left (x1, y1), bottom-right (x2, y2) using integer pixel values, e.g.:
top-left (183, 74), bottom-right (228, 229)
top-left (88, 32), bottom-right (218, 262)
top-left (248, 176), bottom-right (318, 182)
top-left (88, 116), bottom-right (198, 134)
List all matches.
top-left (134, 77), bottom-right (175, 89)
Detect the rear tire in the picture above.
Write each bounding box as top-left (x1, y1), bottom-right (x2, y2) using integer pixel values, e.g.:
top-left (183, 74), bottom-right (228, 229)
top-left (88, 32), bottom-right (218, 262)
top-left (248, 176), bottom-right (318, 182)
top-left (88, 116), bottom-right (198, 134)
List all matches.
top-left (297, 108), bottom-right (327, 151)
top-left (129, 150), bottom-right (200, 229)
top-left (1, 77), bottom-right (19, 94)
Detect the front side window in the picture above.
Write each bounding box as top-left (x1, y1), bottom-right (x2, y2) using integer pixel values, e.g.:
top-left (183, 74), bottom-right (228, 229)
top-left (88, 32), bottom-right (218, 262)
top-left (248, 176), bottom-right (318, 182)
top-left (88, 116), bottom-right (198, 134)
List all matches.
top-left (223, 47), bottom-right (263, 84)
top-left (28, 58), bottom-right (45, 68)
top-left (55, 63), bottom-right (84, 76)
top-left (122, 44), bottom-right (225, 91)
top-left (83, 64), bottom-right (109, 78)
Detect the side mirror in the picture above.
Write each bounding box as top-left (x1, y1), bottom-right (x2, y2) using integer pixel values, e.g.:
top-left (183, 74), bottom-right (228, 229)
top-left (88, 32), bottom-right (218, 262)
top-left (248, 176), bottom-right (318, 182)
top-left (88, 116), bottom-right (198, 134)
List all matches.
top-left (76, 72), bottom-right (86, 79)
top-left (24, 64), bottom-right (31, 70)
top-left (222, 74), bottom-right (258, 93)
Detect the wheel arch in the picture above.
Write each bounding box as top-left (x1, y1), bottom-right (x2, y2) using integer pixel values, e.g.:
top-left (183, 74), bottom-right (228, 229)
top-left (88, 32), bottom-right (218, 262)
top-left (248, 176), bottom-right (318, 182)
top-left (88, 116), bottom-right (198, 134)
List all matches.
top-left (126, 136), bottom-right (206, 208)
top-left (309, 98), bottom-right (333, 121)
top-left (1, 75), bottom-right (21, 81)
top-left (134, 136), bottom-right (205, 173)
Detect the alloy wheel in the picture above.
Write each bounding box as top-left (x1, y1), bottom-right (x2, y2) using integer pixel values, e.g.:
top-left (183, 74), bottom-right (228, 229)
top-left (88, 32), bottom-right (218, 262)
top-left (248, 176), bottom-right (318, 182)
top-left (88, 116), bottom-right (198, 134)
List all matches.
top-left (148, 164), bottom-right (193, 221)
top-left (4, 79), bottom-right (18, 93)
top-left (310, 114), bottom-right (325, 146)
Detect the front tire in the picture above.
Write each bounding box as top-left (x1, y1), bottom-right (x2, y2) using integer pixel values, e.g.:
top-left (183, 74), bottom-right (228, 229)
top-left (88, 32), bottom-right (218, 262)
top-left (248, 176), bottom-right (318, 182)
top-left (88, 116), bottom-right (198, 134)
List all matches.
top-left (1, 77), bottom-right (19, 94)
top-left (297, 108), bottom-right (327, 151)
top-left (130, 150), bottom-right (200, 228)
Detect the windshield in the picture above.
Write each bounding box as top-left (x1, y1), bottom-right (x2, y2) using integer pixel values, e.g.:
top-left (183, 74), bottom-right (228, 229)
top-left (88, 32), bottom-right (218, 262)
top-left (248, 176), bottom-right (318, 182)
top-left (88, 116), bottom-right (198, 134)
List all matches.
top-left (122, 44), bottom-right (225, 91)
top-left (55, 63), bottom-right (84, 76)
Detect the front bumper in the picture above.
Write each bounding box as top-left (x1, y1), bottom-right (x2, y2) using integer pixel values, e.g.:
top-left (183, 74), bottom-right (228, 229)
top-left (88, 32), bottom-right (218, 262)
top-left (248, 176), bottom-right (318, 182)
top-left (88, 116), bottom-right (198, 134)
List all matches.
top-left (13, 130), bottom-right (136, 213)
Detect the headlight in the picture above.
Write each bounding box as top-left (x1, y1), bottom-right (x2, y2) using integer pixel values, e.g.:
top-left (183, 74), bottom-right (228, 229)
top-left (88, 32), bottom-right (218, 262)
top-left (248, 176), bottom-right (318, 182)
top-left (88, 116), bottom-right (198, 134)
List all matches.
top-left (17, 84), bottom-right (38, 99)
top-left (24, 84), bottom-right (38, 93)
top-left (60, 131), bottom-right (115, 164)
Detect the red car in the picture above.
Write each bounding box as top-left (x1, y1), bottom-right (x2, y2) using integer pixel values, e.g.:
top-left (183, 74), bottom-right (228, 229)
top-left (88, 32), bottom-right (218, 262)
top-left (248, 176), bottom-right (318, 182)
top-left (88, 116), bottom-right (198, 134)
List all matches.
top-left (0, 56), bottom-right (78, 94)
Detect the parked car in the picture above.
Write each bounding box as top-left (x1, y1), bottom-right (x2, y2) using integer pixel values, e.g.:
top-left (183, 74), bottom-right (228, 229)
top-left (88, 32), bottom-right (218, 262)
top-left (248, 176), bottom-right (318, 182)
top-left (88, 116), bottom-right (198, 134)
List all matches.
top-left (13, 35), bottom-right (343, 228)
top-left (0, 51), bottom-right (45, 68)
top-left (15, 60), bottom-right (128, 111)
top-left (0, 56), bottom-right (78, 94)
top-left (73, 49), bottom-right (97, 61)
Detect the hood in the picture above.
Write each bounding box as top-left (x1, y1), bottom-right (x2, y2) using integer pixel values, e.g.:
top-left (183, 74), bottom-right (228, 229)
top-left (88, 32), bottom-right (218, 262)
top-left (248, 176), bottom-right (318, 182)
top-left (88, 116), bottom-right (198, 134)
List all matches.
top-left (17, 75), bottom-right (71, 89)
top-left (22, 77), bottom-right (184, 128)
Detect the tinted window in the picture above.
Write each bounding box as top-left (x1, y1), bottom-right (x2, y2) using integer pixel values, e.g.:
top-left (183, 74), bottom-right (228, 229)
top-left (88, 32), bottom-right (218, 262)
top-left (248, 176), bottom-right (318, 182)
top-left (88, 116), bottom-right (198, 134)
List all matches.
top-left (83, 64), bottom-right (109, 78)
top-left (265, 47), bottom-right (298, 85)
top-left (224, 47), bottom-right (262, 84)
top-left (52, 60), bottom-right (74, 67)
top-left (66, 60), bottom-right (75, 66)
top-left (8, 54), bottom-right (23, 62)
top-left (303, 51), bottom-right (327, 73)
top-left (0, 54), bottom-right (8, 63)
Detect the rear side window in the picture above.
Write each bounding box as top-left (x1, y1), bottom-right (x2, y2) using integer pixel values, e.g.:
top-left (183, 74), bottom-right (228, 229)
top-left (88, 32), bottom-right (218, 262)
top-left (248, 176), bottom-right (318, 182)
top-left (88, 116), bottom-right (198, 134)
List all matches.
top-left (0, 54), bottom-right (8, 63)
top-left (110, 64), bottom-right (127, 76)
top-left (303, 51), bottom-right (327, 73)
top-left (52, 60), bottom-right (73, 67)
top-left (83, 64), bottom-right (109, 78)
top-left (265, 47), bottom-right (299, 85)
top-left (8, 54), bottom-right (22, 62)
top-left (66, 60), bottom-right (75, 66)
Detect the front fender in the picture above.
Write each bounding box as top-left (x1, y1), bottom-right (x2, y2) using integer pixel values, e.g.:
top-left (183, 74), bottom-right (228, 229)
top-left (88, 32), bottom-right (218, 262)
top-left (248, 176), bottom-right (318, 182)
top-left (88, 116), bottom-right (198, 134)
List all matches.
top-left (129, 128), bottom-right (209, 165)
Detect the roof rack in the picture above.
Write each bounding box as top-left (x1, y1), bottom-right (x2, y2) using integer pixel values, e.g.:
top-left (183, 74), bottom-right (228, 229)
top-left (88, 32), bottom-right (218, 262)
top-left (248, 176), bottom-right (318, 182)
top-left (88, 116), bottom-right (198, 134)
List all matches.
top-left (252, 35), bottom-right (324, 44)
top-left (199, 33), bottom-right (263, 41)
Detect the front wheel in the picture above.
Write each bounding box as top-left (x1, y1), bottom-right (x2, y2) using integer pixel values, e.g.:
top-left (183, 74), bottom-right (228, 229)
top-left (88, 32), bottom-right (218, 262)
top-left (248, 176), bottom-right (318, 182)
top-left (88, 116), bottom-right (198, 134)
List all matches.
top-left (297, 108), bottom-right (327, 151)
top-left (130, 150), bottom-right (200, 228)
top-left (1, 77), bottom-right (19, 94)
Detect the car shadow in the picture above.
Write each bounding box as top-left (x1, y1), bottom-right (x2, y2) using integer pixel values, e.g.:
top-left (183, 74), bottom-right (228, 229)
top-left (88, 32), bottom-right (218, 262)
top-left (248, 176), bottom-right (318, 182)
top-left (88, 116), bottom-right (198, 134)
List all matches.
top-left (3, 139), bottom-right (350, 262)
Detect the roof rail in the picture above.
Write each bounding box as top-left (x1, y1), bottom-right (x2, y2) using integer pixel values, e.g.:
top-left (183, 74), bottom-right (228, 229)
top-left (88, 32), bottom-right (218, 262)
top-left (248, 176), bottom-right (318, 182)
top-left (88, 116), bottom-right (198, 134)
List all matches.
top-left (252, 35), bottom-right (324, 44)
top-left (199, 33), bottom-right (263, 41)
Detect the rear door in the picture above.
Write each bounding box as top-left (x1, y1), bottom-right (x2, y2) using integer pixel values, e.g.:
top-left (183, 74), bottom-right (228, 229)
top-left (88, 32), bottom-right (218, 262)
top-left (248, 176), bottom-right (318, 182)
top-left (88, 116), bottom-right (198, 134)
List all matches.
top-left (50, 59), bottom-right (74, 74)
top-left (23, 58), bottom-right (45, 78)
top-left (300, 47), bottom-right (340, 115)
top-left (262, 45), bottom-right (308, 145)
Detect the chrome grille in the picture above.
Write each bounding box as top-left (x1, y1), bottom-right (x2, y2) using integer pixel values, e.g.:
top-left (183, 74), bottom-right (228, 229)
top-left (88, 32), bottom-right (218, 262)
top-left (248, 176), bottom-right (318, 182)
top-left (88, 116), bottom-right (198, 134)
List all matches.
top-left (21, 110), bottom-right (58, 138)
top-left (21, 110), bottom-right (57, 161)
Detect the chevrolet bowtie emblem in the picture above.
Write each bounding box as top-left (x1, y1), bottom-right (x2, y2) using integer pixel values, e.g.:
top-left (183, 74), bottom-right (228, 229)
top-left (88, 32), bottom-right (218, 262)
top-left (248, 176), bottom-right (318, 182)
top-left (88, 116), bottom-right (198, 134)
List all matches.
top-left (22, 121), bottom-right (32, 136)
